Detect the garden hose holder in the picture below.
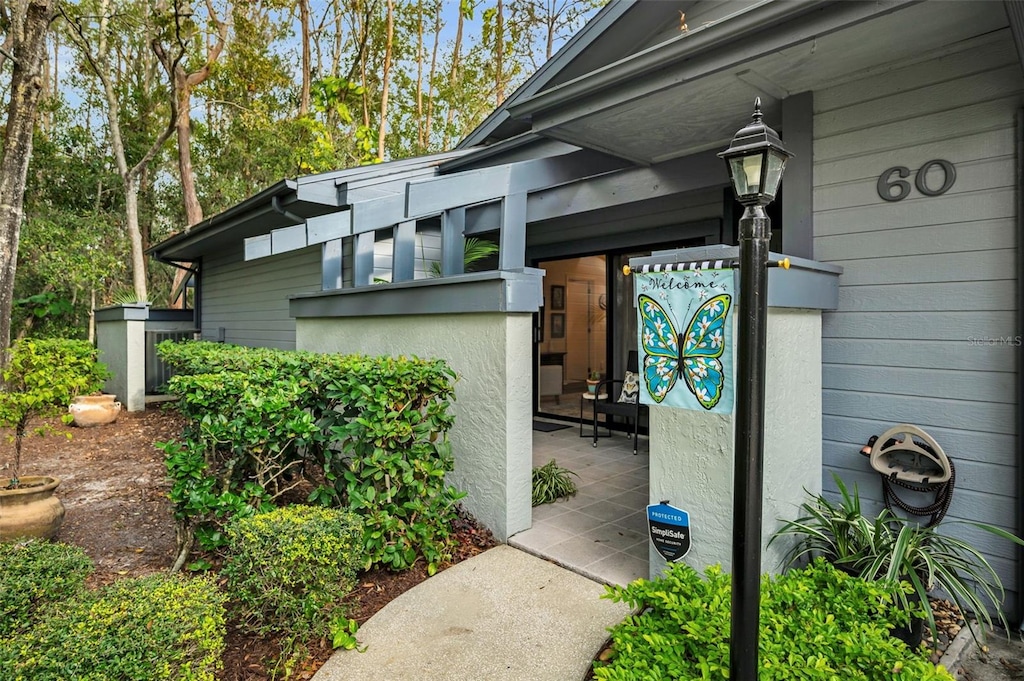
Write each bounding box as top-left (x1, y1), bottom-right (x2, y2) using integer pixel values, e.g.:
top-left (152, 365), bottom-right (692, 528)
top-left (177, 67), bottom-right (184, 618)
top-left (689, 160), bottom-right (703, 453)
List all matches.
top-left (859, 424), bottom-right (955, 527)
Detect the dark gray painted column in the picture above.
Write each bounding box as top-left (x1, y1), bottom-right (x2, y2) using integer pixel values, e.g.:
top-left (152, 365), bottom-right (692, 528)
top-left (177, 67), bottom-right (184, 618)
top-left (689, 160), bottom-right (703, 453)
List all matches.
top-left (781, 91), bottom-right (813, 259)
top-left (441, 208), bottom-right (467, 276)
top-left (353, 232), bottom-right (375, 286)
top-left (498, 192), bottom-right (527, 270)
top-left (392, 220), bottom-right (416, 282)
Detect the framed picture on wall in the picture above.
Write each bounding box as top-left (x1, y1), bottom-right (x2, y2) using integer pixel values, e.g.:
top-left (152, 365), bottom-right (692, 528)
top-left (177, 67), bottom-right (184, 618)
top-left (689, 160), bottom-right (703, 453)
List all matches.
top-left (550, 285), bottom-right (565, 311)
top-left (551, 313), bottom-right (565, 339)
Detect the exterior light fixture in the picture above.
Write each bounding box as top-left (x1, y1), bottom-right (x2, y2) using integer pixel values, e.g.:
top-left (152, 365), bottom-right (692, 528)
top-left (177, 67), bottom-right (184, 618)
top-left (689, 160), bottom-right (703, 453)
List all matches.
top-left (718, 97), bottom-right (792, 205)
top-left (719, 98), bottom-right (791, 681)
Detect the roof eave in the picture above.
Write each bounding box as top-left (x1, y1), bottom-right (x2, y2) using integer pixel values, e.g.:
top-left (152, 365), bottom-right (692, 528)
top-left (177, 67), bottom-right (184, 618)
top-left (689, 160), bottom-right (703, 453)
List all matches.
top-left (507, 0), bottom-right (836, 121)
top-left (148, 179), bottom-right (298, 261)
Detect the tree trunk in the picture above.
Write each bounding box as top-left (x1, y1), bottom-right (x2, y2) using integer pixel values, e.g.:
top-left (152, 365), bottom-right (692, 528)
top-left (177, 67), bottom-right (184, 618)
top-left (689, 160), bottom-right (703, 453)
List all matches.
top-left (0, 0), bottom-right (54, 366)
top-left (495, 0), bottom-right (504, 105)
top-left (377, 0), bottom-right (394, 161)
top-left (298, 0), bottom-right (311, 116)
top-left (444, 5), bottom-right (464, 147)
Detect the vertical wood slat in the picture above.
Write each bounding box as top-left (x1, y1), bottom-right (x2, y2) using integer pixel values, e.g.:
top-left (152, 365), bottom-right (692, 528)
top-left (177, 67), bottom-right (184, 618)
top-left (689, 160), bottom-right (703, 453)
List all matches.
top-left (392, 220), bottom-right (416, 282)
top-left (321, 239), bottom-right (343, 290)
top-left (353, 232), bottom-right (375, 286)
top-left (499, 192), bottom-right (527, 270)
top-left (442, 208), bottom-right (466, 276)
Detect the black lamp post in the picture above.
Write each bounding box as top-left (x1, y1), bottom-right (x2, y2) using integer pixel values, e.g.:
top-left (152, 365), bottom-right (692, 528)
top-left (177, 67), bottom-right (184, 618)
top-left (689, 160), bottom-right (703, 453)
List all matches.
top-left (718, 97), bottom-right (791, 681)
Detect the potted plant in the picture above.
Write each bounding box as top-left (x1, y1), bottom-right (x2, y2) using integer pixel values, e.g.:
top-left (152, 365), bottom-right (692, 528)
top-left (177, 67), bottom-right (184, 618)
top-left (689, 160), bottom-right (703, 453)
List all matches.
top-left (586, 370), bottom-right (601, 394)
top-left (770, 474), bottom-right (1024, 646)
top-left (0, 339), bottom-right (109, 540)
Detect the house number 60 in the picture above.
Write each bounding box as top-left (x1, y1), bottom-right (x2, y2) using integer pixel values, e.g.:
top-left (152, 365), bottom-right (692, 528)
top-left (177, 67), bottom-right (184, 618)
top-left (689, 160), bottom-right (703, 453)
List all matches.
top-left (877, 160), bottom-right (956, 202)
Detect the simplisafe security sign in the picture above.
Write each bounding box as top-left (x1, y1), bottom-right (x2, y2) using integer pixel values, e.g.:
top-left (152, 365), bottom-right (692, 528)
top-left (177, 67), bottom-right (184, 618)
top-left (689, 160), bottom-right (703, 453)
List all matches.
top-left (647, 502), bottom-right (691, 562)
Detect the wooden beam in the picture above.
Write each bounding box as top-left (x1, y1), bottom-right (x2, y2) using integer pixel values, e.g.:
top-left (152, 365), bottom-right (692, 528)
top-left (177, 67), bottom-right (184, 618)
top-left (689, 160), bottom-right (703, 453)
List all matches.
top-left (441, 208), bottom-right (466, 276)
top-left (392, 221), bottom-right (416, 282)
top-left (782, 91), bottom-right (813, 259)
top-left (499, 193), bottom-right (527, 270)
top-left (464, 151), bottom-right (727, 234)
top-left (353, 232), bottom-right (375, 287)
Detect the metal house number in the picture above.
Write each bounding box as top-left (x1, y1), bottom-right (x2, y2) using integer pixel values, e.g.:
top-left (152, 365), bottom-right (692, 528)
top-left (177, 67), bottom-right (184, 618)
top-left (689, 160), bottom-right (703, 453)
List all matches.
top-left (877, 160), bottom-right (956, 202)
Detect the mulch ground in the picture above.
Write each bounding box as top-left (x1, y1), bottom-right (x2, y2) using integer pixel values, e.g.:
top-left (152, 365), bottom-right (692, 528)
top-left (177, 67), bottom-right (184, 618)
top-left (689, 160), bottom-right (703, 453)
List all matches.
top-left (4, 404), bottom-right (497, 680)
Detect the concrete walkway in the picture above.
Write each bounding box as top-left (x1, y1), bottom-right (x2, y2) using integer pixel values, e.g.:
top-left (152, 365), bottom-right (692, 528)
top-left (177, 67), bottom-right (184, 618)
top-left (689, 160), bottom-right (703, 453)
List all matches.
top-left (313, 545), bottom-right (631, 681)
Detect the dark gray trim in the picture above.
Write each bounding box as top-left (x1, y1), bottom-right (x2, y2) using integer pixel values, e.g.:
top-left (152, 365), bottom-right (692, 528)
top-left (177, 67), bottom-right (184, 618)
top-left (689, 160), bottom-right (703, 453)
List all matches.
top-left (781, 91), bottom-right (814, 259)
top-left (392, 221), bottom-right (416, 283)
top-left (147, 309), bottom-right (194, 323)
top-left (441, 208), bottom-right (466, 276)
top-left (440, 134), bottom-right (580, 173)
top-left (149, 180), bottom-right (295, 259)
top-left (466, 151), bottom-right (728, 235)
top-left (457, 0), bottom-right (639, 148)
top-left (1016, 107), bottom-right (1024, 627)
top-left (353, 232), bottom-right (374, 286)
top-left (1004, 1), bottom-right (1024, 72)
top-left (499, 193), bottom-right (527, 270)
top-left (630, 245), bottom-right (842, 310)
top-left (95, 303), bottom-right (150, 322)
top-left (510, 1), bottom-right (918, 129)
top-left (526, 219), bottom-right (721, 262)
top-left (290, 269), bottom-right (545, 318)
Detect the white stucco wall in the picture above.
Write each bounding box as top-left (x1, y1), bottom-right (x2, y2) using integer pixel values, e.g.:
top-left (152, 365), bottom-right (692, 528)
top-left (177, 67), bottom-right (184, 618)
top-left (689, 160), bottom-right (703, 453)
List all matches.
top-left (649, 308), bottom-right (822, 576)
top-left (296, 313), bottom-right (533, 541)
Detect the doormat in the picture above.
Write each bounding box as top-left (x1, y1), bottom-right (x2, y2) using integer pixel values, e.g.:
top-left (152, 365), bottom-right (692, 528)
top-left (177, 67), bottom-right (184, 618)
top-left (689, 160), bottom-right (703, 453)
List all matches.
top-left (533, 420), bottom-right (571, 433)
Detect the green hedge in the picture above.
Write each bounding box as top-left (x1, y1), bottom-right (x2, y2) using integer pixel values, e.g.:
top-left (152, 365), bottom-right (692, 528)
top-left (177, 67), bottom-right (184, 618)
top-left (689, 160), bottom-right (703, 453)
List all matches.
top-left (223, 505), bottom-right (363, 637)
top-left (0, 540), bottom-right (93, 636)
top-left (156, 341), bottom-right (464, 572)
top-left (0, 574), bottom-right (226, 681)
top-left (593, 559), bottom-right (954, 681)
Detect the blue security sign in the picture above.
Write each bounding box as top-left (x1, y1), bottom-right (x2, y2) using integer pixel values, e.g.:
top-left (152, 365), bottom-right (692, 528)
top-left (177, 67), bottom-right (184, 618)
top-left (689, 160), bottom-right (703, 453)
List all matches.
top-left (647, 502), bottom-right (691, 562)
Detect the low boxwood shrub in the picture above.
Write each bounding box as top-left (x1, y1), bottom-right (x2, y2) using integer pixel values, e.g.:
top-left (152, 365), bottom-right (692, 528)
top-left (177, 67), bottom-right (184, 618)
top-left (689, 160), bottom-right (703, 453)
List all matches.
top-left (0, 573), bottom-right (226, 681)
top-left (0, 540), bottom-right (93, 636)
top-left (593, 558), bottom-right (954, 680)
top-left (157, 341), bottom-right (464, 573)
top-left (223, 505), bottom-right (364, 637)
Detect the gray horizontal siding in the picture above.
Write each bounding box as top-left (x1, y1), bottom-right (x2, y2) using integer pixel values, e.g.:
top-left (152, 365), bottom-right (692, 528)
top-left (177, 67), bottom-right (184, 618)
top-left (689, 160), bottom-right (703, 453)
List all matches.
top-left (813, 28), bottom-right (1023, 610)
top-left (201, 244), bottom-right (322, 349)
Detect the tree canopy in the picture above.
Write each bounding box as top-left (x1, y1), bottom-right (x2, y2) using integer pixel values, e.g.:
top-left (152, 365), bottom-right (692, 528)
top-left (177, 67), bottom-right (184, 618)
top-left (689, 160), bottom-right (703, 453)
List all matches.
top-left (3, 0), bottom-right (603, 341)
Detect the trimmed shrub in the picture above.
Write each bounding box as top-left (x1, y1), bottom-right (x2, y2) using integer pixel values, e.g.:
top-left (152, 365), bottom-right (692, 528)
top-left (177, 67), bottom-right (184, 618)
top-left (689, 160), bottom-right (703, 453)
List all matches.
top-left (223, 505), bottom-right (364, 637)
top-left (593, 558), bottom-right (954, 681)
top-left (0, 574), bottom-right (226, 681)
top-left (157, 341), bottom-right (464, 573)
top-left (0, 540), bottom-right (93, 636)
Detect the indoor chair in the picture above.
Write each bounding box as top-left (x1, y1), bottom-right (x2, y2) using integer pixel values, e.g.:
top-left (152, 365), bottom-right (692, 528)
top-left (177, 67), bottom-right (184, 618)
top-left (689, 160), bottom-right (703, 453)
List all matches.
top-left (592, 350), bottom-right (647, 454)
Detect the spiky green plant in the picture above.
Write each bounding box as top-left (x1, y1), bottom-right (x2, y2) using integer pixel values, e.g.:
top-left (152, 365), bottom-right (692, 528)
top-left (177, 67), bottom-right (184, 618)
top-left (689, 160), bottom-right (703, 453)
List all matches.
top-left (770, 474), bottom-right (1024, 645)
top-left (532, 460), bottom-right (579, 506)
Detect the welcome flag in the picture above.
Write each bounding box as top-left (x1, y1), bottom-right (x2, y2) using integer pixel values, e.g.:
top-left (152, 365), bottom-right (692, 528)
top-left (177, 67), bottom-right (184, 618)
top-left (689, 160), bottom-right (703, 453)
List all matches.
top-left (635, 267), bottom-right (736, 414)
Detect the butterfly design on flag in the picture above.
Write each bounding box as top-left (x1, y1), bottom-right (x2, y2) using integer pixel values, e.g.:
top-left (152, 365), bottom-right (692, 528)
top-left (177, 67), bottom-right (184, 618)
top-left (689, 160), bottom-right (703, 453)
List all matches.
top-left (639, 293), bottom-right (731, 409)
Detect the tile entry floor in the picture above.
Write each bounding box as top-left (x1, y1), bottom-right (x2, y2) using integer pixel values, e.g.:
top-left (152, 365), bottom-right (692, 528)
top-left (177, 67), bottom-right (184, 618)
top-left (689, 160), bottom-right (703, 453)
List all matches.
top-left (509, 420), bottom-right (650, 586)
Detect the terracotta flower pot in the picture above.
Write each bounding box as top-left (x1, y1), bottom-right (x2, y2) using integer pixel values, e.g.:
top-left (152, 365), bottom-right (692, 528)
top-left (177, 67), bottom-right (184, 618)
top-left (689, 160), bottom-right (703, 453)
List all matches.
top-left (69, 394), bottom-right (121, 427)
top-left (0, 476), bottom-right (65, 541)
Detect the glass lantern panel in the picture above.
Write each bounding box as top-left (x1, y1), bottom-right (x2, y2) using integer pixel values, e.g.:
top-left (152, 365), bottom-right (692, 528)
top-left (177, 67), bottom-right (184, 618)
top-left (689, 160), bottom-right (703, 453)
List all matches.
top-left (762, 150), bottom-right (788, 200)
top-left (728, 153), bottom-right (764, 197)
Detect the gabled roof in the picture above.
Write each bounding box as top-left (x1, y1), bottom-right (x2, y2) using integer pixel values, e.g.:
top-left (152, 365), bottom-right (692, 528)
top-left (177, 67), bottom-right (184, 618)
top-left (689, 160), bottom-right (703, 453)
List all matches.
top-left (458, 0), bottom-right (694, 148)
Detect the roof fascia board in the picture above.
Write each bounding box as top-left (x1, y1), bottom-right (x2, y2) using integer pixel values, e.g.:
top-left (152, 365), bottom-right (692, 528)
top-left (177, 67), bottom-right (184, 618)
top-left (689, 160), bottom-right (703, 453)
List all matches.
top-left (440, 133), bottom-right (579, 173)
top-left (457, 0), bottom-right (639, 148)
top-left (149, 179), bottom-right (297, 259)
top-left (511, 0), bottom-right (919, 127)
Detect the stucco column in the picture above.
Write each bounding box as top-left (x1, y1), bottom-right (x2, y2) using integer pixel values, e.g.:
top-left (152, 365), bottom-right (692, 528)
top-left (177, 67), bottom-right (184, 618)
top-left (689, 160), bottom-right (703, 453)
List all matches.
top-left (94, 304), bottom-right (149, 412)
top-left (648, 308), bottom-right (822, 577)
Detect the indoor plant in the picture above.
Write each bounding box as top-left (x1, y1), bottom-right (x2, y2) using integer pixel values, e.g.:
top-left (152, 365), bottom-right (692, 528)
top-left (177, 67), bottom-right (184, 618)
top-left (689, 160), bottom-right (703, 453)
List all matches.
top-left (586, 370), bottom-right (601, 394)
top-left (770, 474), bottom-right (1024, 644)
top-left (0, 339), bottom-right (109, 540)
